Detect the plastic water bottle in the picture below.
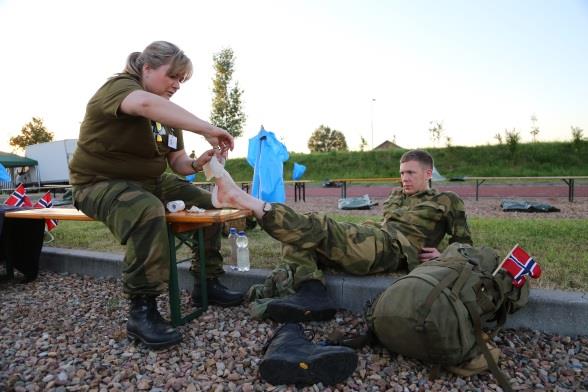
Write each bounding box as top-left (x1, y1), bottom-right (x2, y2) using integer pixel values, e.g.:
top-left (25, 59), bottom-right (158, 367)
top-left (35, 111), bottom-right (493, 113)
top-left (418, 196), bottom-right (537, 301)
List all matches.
top-left (236, 231), bottom-right (250, 272)
top-left (227, 227), bottom-right (238, 270)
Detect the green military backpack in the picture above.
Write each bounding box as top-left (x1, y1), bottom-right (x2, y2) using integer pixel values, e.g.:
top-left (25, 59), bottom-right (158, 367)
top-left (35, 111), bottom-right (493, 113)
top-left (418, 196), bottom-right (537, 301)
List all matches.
top-left (367, 243), bottom-right (529, 391)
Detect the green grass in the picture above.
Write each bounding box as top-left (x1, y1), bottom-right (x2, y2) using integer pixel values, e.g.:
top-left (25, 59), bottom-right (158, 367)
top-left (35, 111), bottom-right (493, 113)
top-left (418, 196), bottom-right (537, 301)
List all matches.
top-left (48, 216), bottom-right (588, 291)
top-left (220, 141), bottom-right (588, 181)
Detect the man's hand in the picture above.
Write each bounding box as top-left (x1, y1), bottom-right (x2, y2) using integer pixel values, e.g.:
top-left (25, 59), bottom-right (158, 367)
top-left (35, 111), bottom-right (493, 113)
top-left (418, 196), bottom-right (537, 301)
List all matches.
top-left (419, 247), bottom-right (440, 263)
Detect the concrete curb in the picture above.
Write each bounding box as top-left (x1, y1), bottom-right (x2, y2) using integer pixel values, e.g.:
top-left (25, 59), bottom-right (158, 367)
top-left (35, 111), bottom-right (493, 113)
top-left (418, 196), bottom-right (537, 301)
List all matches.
top-left (39, 247), bottom-right (588, 336)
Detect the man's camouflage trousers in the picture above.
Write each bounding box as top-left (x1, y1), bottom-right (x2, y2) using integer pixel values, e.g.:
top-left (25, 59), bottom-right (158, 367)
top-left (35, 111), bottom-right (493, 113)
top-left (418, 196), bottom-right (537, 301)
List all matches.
top-left (72, 173), bottom-right (224, 296)
top-left (259, 203), bottom-right (409, 287)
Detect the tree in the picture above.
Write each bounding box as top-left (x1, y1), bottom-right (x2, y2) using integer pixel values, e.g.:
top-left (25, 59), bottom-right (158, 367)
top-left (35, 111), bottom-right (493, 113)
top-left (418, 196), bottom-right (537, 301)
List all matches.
top-left (530, 114), bottom-right (540, 142)
top-left (571, 126), bottom-right (584, 150)
top-left (210, 48), bottom-right (246, 138)
top-left (359, 136), bottom-right (368, 152)
top-left (307, 125), bottom-right (348, 152)
top-left (9, 117), bottom-right (54, 151)
top-left (428, 121), bottom-right (444, 146)
top-left (504, 128), bottom-right (520, 158)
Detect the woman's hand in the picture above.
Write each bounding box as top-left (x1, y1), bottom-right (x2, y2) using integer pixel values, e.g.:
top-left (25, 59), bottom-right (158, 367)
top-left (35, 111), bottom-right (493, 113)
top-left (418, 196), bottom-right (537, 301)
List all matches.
top-left (205, 126), bottom-right (234, 153)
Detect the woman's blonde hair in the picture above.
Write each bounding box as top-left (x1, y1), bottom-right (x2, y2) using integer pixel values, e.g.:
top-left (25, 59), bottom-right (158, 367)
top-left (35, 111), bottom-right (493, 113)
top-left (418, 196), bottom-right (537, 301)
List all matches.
top-left (124, 41), bottom-right (193, 82)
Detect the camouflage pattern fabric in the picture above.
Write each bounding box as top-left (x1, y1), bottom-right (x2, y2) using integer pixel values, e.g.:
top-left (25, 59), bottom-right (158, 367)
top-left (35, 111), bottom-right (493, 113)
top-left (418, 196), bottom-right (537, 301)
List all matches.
top-left (72, 173), bottom-right (224, 296)
top-left (259, 189), bottom-right (472, 285)
top-left (245, 264), bottom-right (297, 319)
top-left (260, 203), bottom-right (403, 286)
top-left (381, 188), bottom-right (472, 269)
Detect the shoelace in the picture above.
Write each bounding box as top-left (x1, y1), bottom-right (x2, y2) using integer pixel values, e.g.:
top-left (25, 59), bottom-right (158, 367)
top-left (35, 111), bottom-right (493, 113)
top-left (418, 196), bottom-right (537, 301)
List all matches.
top-left (261, 324), bottom-right (315, 354)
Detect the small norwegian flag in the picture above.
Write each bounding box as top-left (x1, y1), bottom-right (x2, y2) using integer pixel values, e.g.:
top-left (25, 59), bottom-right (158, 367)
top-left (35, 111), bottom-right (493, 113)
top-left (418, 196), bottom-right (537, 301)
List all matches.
top-left (3, 183), bottom-right (32, 207)
top-left (497, 244), bottom-right (542, 288)
top-left (34, 191), bottom-right (59, 231)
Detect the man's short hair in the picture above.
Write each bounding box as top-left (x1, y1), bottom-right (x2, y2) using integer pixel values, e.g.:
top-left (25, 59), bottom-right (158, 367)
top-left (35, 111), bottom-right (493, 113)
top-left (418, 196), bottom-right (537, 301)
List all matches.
top-left (400, 149), bottom-right (433, 169)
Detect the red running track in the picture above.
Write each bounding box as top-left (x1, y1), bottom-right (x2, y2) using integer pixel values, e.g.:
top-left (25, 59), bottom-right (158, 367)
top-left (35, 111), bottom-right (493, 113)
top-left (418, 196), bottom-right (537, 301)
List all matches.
top-left (284, 182), bottom-right (588, 199)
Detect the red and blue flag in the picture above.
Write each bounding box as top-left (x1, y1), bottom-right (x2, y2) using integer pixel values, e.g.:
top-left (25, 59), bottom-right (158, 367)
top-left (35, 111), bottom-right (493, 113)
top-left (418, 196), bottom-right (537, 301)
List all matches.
top-left (3, 183), bottom-right (32, 207)
top-left (34, 191), bottom-right (59, 231)
top-left (501, 245), bottom-right (541, 288)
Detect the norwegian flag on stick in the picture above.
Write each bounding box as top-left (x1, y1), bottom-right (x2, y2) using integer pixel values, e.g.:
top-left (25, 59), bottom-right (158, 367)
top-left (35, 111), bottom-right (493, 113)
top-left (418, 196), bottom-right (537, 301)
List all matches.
top-left (3, 183), bottom-right (32, 207)
top-left (492, 244), bottom-right (542, 287)
top-left (33, 191), bottom-right (59, 231)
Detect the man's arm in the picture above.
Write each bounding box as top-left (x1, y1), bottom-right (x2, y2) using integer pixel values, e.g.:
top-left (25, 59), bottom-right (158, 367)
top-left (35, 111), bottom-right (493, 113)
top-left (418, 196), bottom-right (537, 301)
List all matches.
top-left (446, 194), bottom-right (473, 245)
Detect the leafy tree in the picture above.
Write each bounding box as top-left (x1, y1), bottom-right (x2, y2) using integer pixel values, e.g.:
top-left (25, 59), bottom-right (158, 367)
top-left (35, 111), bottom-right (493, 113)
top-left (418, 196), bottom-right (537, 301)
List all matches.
top-left (571, 126), bottom-right (584, 150)
top-left (428, 121), bottom-right (444, 146)
top-left (504, 128), bottom-right (520, 158)
top-left (308, 125), bottom-right (348, 152)
top-left (9, 117), bottom-right (54, 151)
top-left (210, 48), bottom-right (246, 137)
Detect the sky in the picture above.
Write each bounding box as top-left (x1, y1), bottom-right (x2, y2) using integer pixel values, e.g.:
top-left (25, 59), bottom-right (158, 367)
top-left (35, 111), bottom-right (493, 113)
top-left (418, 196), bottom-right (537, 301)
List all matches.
top-left (1, 0), bottom-right (587, 159)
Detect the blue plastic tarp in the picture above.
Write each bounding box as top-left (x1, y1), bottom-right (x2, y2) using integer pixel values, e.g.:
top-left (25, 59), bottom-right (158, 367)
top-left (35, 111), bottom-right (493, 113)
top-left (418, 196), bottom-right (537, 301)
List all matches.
top-left (247, 126), bottom-right (289, 202)
top-left (0, 163), bottom-right (10, 182)
top-left (292, 162), bottom-right (306, 180)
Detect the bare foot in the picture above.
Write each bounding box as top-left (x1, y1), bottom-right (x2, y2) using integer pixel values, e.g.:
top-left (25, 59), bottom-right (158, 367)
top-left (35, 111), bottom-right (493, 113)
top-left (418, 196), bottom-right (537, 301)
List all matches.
top-left (212, 176), bottom-right (247, 209)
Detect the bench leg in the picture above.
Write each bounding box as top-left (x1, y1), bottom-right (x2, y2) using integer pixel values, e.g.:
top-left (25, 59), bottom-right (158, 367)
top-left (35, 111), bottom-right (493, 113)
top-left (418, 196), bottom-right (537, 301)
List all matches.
top-left (167, 225), bottom-right (208, 326)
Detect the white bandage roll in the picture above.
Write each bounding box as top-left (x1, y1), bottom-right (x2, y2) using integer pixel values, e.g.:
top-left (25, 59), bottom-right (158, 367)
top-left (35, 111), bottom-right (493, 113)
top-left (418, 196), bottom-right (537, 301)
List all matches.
top-left (166, 200), bottom-right (185, 213)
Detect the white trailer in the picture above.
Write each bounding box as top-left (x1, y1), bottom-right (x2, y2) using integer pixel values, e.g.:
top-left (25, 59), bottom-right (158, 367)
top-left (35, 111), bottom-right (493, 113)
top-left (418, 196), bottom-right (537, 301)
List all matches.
top-left (24, 139), bottom-right (78, 185)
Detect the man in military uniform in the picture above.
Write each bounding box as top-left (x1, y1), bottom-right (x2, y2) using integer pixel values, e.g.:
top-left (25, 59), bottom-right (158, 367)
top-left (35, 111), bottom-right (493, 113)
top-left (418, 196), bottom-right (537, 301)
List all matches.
top-left (213, 149), bottom-right (472, 322)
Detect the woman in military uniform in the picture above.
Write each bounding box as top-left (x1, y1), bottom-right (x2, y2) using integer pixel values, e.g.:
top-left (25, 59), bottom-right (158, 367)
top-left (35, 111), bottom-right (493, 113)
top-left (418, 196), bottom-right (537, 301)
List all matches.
top-left (69, 41), bottom-right (243, 349)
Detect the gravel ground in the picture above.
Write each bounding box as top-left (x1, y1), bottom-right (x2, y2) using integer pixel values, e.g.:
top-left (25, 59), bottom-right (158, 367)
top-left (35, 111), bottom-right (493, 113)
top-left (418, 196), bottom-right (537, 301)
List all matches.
top-left (1, 271), bottom-right (587, 392)
top-left (1, 194), bottom-right (587, 391)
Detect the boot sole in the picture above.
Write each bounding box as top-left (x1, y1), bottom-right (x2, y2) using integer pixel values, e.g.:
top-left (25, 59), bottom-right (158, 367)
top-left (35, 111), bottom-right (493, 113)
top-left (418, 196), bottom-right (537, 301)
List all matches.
top-left (259, 349), bottom-right (358, 386)
top-left (265, 303), bottom-right (337, 323)
top-left (127, 330), bottom-right (182, 350)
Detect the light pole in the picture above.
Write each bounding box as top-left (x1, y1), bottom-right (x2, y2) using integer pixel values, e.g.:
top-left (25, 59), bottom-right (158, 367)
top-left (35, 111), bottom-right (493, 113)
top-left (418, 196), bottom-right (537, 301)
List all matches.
top-left (370, 98), bottom-right (376, 149)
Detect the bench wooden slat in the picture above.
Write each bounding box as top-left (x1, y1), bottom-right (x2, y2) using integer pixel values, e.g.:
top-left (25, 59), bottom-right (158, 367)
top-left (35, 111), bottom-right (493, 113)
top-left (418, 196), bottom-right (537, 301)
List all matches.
top-left (4, 208), bottom-right (251, 224)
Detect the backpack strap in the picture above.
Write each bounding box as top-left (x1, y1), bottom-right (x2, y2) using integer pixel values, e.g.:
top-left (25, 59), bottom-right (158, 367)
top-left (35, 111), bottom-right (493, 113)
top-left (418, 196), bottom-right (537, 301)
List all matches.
top-left (415, 270), bottom-right (459, 327)
top-left (414, 270), bottom-right (460, 364)
top-left (463, 301), bottom-right (513, 392)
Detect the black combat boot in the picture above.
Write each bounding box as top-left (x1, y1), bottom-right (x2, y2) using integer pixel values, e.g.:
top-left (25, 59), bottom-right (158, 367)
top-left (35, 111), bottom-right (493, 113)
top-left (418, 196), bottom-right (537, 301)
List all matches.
top-left (265, 280), bottom-right (337, 322)
top-left (192, 277), bottom-right (243, 307)
top-left (127, 296), bottom-right (182, 349)
top-left (259, 323), bottom-right (358, 386)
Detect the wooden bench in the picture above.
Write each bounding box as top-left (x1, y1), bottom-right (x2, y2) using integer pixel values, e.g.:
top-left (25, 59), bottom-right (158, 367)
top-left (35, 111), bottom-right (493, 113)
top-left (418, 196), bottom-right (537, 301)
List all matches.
top-left (194, 180), bottom-right (311, 202)
top-left (4, 207), bottom-right (252, 326)
top-left (284, 180), bottom-right (312, 202)
top-left (328, 177), bottom-right (401, 198)
top-left (464, 176), bottom-right (588, 202)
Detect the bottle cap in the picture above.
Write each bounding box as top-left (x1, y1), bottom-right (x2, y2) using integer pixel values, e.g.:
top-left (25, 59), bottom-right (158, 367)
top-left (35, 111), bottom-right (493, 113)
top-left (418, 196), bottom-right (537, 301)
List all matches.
top-left (229, 227), bottom-right (237, 233)
top-left (238, 231), bottom-right (246, 236)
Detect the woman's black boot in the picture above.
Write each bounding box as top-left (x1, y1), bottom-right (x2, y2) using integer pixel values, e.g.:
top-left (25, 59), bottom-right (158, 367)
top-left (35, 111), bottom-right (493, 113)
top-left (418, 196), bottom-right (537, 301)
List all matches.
top-left (127, 296), bottom-right (182, 349)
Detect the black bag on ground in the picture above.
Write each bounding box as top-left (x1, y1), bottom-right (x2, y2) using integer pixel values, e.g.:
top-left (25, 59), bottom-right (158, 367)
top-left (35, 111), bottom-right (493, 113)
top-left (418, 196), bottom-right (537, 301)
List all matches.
top-left (0, 206), bottom-right (45, 282)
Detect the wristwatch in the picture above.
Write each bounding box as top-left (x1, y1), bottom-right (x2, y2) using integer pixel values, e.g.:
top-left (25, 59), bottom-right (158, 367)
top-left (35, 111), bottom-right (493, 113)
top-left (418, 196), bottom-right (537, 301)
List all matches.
top-left (262, 202), bottom-right (272, 213)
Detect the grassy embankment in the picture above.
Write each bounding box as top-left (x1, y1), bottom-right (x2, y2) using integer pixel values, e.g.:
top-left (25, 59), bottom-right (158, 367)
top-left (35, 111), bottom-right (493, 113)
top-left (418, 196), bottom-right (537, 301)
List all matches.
top-left (222, 140), bottom-right (588, 181)
top-left (45, 141), bottom-right (588, 290)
